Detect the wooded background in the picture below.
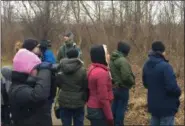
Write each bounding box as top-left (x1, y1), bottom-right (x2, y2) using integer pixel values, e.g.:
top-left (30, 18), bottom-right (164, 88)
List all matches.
top-left (1, 1), bottom-right (184, 77)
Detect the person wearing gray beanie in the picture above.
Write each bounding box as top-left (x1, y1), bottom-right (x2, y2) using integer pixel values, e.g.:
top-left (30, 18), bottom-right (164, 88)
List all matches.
top-left (57, 31), bottom-right (82, 62)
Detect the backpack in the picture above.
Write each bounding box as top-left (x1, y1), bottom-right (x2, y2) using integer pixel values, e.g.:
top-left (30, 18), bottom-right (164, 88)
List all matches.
top-left (62, 43), bottom-right (81, 58)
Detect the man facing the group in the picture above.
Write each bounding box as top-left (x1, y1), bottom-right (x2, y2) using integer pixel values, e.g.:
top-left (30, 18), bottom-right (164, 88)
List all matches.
top-left (57, 31), bottom-right (82, 62)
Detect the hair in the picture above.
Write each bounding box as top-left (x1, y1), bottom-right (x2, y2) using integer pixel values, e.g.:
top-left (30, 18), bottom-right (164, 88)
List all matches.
top-left (14, 41), bottom-right (23, 53)
top-left (152, 41), bottom-right (165, 53)
top-left (66, 48), bottom-right (79, 58)
top-left (117, 41), bottom-right (131, 56)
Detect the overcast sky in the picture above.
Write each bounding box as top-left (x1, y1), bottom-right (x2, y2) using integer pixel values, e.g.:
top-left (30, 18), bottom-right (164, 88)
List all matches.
top-left (1, 1), bottom-right (183, 24)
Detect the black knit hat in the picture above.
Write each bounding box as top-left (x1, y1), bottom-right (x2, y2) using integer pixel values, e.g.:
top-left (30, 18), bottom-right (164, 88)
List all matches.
top-left (22, 39), bottom-right (39, 51)
top-left (40, 40), bottom-right (49, 50)
top-left (152, 41), bottom-right (165, 53)
top-left (66, 48), bottom-right (79, 58)
top-left (90, 45), bottom-right (107, 66)
top-left (117, 41), bottom-right (130, 56)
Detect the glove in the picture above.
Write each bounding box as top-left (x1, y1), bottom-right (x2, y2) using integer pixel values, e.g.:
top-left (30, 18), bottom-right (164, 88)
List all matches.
top-left (107, 119), bottom-right (114, 126)
top-left (51, 64), bottom-right (60, 72)
top-left (36, 62), bottom-right (52, 70)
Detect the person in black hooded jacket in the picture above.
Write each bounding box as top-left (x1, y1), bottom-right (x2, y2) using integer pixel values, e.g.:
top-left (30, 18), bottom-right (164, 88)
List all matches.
top-left (9, 39), bottom-right (53, 126)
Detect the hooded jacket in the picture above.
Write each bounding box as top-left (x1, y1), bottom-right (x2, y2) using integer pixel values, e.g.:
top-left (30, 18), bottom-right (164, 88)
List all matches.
top-left (87, 63), bottom-right (114, 121)
top-left (142, 51), bottom-right (181, 117)
top-left (87, 45), bottom-right (114, 122)
top-left (13, 49), bottom-right (41, 74)
top-left (9, 69), bottom-right (52, 126)
top-left (57, 58), bottom-right (87, 108)
top-left (109, 51), bottom-right (135, 88)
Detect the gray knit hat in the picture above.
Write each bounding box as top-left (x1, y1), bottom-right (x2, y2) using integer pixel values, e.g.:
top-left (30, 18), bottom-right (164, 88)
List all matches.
top-left (64, 31), bottom-right (74, 40)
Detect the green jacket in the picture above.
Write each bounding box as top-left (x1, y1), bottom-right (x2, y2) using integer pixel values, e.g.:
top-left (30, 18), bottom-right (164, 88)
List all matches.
top-left (109, 51), bottom-right (135, 89)
top-left (57, 40), bottom-right (82, 63)
top-left (57, 58), bottom-right (88, 108)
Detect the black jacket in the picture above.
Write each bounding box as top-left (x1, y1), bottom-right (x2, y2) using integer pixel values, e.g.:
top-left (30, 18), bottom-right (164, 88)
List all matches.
top-left (9, 69), bottom-right (52, 126)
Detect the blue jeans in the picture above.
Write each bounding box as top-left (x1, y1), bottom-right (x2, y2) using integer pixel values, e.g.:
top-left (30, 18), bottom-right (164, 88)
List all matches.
top-left (112, 88), bottom-right (129, 126)
top-left (60, 107), bottom-right (84, 126)
top-left (150, 116), bottom-right (174, 126)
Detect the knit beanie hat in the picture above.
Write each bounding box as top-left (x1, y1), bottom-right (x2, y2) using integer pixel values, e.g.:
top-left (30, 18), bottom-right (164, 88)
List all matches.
top-left (13, 49), bottom-right (41, 74)
top-left (64, 31), bottom-right (74, 40)
top-left (152, 41), bottom-right (165, 53)
top-left (40, 39), bottom-right (49, 52)
top-left (22, 39), bottom-right (39, 51)
top-left (90, 45), bottom-right (107, 66)
top-left (66, 48), bottom-right (79, 58)
top-left (117, 41), bottom-right (130, 56)
top-left (1, 66), bottom-right (12, 92)
top-left (1, 66), bottom-right (12, 81)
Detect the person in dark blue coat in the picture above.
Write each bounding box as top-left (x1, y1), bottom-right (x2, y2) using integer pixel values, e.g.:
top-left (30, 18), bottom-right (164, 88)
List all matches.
top-left (142, 41), bottom-right (181, 126)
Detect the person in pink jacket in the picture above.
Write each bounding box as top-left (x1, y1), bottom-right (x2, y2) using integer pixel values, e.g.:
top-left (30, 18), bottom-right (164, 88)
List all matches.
top-left (86, 44), bottom-right (114, 126)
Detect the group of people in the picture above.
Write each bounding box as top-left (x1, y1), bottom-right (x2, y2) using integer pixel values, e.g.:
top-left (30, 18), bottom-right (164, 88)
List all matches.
top-left (1, 31), bottom-right (181, 126)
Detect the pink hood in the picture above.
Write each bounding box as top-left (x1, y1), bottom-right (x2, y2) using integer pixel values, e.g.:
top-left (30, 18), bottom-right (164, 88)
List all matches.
top-left (13, 49), bottom-right (41, 74)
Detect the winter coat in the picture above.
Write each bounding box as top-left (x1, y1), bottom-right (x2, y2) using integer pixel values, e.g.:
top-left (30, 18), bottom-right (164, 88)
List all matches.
top-left (142, 51), bottom-right (181, 117)
top-left (42, 49), bottom-right (56, 64)
top-left (9, 69), bottom-right (52, 126)
top-left (87, 63), bottom-right (114, 121)
top-left (57, 41), bottom-right (81, 62)
top-left (109, 51), bottom-right (135, 88)
top-left (57, 58), bottom-right (88, 109)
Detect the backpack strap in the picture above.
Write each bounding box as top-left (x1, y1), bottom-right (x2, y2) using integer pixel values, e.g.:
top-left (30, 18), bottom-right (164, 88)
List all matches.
top-left (62, 44), bottom-right (66, 58)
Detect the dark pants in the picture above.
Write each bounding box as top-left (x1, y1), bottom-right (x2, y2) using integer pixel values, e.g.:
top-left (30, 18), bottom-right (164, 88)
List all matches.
top-left (150, 116), bottom-right (174, 126)
top-left (49, 99), bottom-right (53, 113)
top-left (87, 107), bottom-right (108, 126)
top-left (60, 107), bottom-right (84, 126)
top-left (1, 105), bottom-right (12, 125)
top-left (112, 88), bottom-right (129, 126)
top-left (89, 119), bottom-right (108, 126)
